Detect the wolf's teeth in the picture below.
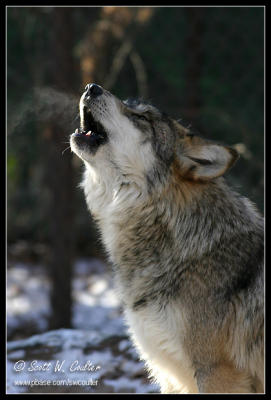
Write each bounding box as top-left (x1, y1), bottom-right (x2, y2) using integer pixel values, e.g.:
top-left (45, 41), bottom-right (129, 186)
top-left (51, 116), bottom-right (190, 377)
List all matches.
top-left (86, 131), bottom-right (92, 136)
top-left (75, 128), bottom-right (79, 134)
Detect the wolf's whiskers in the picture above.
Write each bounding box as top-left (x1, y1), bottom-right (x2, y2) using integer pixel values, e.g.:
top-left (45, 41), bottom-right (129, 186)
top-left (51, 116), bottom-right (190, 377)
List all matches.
top-left (62, 145), bottom-right (71, 156)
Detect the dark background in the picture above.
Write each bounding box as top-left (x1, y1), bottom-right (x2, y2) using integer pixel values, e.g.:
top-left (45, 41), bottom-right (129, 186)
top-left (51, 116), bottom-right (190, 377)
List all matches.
top-left (7, 6), bottom-right (264, 334)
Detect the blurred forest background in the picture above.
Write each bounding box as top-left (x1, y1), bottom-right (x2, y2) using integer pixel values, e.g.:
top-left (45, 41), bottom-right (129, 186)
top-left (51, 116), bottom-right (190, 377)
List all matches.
top-left (7, 6), bottom-right (264, 336)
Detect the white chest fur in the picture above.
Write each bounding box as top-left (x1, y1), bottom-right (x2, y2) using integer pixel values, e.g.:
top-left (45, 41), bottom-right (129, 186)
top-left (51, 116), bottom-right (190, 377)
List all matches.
top-left (124, 302), bottom-right (198, 393)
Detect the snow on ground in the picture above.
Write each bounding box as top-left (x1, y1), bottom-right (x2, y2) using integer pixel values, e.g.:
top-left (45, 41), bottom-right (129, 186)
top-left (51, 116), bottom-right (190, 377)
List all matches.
top-left (6, 329), bottom-right (159, 393)
top-left (6, 258), bottom-right (159, 394)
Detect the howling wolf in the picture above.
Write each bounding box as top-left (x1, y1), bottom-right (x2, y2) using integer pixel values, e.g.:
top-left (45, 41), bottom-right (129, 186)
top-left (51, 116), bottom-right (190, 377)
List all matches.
top-left (70, 83), bottom-right (264, 394)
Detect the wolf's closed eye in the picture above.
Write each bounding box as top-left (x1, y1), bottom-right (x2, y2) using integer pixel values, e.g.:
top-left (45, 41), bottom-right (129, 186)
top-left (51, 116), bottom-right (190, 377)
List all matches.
top-left (133, 114), bottom-right (149, 122)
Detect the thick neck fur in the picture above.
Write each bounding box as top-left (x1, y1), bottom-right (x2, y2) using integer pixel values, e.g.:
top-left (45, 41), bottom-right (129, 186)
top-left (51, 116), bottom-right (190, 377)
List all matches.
top-left (82, 162), bottom-right (263, 309)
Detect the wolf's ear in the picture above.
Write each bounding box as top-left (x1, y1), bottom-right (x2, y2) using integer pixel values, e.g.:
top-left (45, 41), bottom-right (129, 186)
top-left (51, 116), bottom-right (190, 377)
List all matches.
top-left (177, 137), bottom-right (239, 181)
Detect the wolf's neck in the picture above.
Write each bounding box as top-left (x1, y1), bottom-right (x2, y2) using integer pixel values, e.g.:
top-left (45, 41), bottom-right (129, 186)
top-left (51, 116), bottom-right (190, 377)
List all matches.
top-left (82, 163), bottom-right (205, 263)
top-left (82, 164), bottom-right (262, 269)
top-left (81, 162), bottom-right (149, 218)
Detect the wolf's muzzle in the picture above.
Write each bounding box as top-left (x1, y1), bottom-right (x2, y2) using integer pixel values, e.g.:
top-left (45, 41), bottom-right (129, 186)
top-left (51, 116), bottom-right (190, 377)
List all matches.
top-left (84, 83), bottom-right (103, 98)
top-left (71, 83), bottom-right (108, 154)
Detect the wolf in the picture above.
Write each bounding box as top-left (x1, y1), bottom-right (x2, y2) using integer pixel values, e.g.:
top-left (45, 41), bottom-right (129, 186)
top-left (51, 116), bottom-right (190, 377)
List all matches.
top-left (70, 83), bottom-right (264, 393)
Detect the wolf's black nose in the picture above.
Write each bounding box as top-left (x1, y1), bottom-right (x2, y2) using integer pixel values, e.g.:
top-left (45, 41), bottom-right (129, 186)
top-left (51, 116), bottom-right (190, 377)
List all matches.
top-left (85, 83), bottom-right (103, 97)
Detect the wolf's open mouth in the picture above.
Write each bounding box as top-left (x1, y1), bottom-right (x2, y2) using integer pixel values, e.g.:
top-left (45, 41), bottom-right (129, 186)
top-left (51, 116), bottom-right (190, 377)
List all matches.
top-left (74, 107), bottom-right (107, 143)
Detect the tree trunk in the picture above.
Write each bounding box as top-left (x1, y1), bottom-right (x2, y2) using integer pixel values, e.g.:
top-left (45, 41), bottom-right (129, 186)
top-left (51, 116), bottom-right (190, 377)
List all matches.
top-left (44, 7), bottom-right (76, 330)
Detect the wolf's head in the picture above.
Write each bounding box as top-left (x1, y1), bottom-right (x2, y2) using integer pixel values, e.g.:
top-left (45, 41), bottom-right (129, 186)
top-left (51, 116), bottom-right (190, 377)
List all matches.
top-left (70, 84), bottom-right (239, 192)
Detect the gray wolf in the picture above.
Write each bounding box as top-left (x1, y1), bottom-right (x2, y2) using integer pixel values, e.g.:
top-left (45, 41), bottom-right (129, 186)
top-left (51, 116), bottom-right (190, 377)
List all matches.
top-left (70, 83), bottom-right (264, 393)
